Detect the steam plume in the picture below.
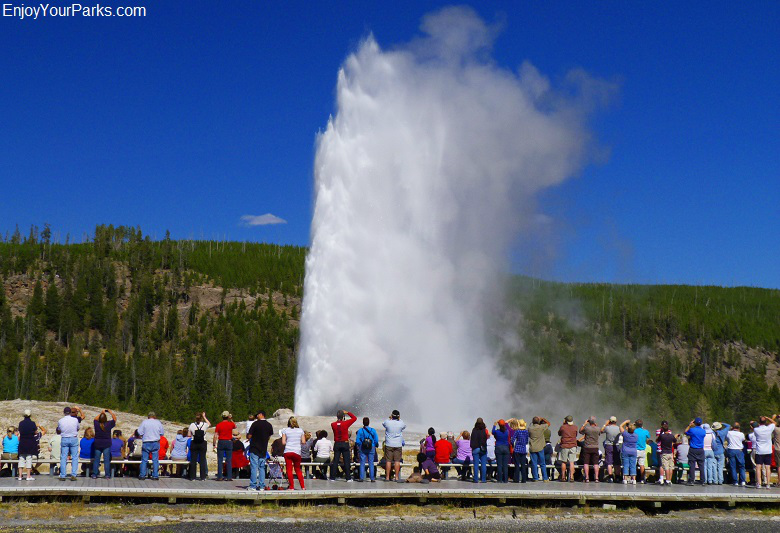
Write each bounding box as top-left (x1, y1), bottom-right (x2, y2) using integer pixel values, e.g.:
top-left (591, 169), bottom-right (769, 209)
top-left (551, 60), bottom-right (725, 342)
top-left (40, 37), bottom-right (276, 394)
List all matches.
top-left (295, 7), bottom-right (608, 426)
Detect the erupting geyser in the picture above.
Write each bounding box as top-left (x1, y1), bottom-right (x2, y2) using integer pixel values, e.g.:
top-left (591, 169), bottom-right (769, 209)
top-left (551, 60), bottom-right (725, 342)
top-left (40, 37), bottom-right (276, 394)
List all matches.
top-left (295, 7), bottom-right (605, 426)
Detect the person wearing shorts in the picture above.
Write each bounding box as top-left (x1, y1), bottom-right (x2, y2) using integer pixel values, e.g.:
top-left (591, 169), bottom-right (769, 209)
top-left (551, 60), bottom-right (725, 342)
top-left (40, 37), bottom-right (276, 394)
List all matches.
top-left (656, 421), bottom-right (676, 485)
top-left (557, 416), bottom-right (578, 482)
top-left (601, 417), bottom-right (621, 482)
top-left (383, 410), bottom-right (406, 482)
top-left (579, 417), bottom-right (601, 482)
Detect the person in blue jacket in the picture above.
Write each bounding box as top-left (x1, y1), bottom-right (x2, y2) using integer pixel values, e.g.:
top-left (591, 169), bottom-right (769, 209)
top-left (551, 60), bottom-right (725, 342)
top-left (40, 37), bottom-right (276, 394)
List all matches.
top-left (356, 417), bottom-right (379, 482)
top-left (711, 421), bottom-right (731, 485)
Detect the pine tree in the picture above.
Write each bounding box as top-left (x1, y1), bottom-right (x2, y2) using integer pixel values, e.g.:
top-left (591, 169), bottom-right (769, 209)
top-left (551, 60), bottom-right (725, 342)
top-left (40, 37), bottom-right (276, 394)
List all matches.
top-left (44, 275), bottom-right (61, 333)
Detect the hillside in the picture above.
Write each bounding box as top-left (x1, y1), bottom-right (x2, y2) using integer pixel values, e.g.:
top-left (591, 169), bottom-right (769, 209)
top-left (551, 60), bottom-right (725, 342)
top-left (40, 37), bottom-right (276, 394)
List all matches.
top-left (1, 224), bottom-right (778, 427)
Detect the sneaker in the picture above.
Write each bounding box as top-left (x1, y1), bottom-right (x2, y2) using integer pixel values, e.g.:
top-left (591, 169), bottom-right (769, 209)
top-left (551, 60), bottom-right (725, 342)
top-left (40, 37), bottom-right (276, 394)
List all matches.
top-left (346, 479), bottom-right (353, 483)
top-left (639, 480), bottom-right (645, 484)
top-left (25, 477), bottom-right (34, 481)
top-left (740, 482), bottom-right (746, 487)
top-left (69, 475), bottom-right (77, 481)
top-left (607, 477), bottom-right (613, 483)
top-left (622, 480), bottom-right (627, 484)
top-left (632, 479), bottom-right (636, 485)
top-left (246, 486), bottom-right (256, 491)
top-left (666, 480), bottom-right (672, 485)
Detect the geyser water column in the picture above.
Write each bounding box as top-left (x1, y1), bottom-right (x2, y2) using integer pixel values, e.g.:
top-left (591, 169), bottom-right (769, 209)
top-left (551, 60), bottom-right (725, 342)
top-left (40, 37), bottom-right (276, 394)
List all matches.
top-left (296, 7), bottom-right (598, 426)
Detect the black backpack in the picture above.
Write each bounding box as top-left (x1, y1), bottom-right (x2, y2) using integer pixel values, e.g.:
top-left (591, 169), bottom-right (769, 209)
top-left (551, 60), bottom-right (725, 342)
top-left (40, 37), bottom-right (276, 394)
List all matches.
top-left (360, 428), bottom-right (373, 452)
top-left (192, 423), bottom-right (206, 444)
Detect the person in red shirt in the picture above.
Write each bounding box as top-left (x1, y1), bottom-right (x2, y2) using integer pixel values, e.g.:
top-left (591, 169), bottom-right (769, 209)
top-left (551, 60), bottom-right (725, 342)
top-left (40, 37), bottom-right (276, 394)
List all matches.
top-left (434, 432), bottom-right (453, 479)
top-left (330, 409), bottom-right (357, 481)
top-left (213, 411), bottom-right (236, 481)
top-left (157, 435), bottom-right (169, 476)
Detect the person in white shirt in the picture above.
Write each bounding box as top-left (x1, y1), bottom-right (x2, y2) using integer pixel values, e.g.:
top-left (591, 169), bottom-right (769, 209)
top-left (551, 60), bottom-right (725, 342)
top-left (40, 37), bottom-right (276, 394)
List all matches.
top-left (725, 423), bottom-right (746, 486)
top-left (313, 430), bottom-right (333, 479)
top-left (56, 406), bottom-right (83, 480)
top-left (751, 415), bottom-right (778, 489)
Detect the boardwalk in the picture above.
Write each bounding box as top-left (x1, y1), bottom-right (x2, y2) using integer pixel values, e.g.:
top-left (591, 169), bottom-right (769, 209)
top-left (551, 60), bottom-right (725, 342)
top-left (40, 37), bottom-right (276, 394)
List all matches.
top-left (1, 476), bottom-right (778, 506)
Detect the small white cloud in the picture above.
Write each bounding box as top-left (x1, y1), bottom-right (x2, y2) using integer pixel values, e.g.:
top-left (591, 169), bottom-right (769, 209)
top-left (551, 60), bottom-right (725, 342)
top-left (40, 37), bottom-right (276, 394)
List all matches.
top-left (240, 213), bottom-right (287, 227)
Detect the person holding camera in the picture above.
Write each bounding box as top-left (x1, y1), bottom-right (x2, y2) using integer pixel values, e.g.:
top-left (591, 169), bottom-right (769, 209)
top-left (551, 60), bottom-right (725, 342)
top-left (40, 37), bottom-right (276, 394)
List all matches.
top-left (383, 410), bottom-right (406, 482)
top-left (92, 409), bottom-right (117, 478)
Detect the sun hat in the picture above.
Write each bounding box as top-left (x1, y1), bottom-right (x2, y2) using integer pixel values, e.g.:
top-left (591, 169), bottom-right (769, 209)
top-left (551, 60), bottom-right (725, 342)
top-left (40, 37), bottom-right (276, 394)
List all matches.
top-left (221, 410), bottom-right (231, 418)
top-left (23, 409), bottom-right (31, 417)
top-left (609, 416), bottom-right (617, 423)
top-left (712, 422), bottom-right (723, 430)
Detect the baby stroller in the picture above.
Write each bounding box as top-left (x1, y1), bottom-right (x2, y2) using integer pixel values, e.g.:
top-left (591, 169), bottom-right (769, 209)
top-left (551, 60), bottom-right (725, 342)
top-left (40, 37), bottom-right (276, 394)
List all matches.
top-left (265, 452), bottom-right (289, 490)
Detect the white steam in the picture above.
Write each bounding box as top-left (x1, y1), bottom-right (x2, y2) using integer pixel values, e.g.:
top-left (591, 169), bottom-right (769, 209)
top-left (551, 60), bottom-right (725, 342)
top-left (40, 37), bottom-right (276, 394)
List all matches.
top-left (295, 7), bottom-right (608, 427)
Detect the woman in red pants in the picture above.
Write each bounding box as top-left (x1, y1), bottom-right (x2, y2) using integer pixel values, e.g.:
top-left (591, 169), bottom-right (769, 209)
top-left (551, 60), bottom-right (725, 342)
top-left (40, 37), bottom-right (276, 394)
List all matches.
top-left (281, 417), bottom-right (306, 490)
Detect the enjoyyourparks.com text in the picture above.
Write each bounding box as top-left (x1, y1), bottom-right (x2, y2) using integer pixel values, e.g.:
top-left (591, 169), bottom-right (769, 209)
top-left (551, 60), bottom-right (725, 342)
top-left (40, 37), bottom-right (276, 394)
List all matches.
top-left (3, 3), bottom-right (146, 20)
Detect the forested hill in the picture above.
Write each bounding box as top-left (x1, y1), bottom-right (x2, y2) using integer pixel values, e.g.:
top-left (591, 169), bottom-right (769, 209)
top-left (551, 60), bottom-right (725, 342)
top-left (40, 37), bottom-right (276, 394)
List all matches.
top-left (0, 224), bottom-right (305, 422)
top-left (0, 224), bottom-right (778, 426)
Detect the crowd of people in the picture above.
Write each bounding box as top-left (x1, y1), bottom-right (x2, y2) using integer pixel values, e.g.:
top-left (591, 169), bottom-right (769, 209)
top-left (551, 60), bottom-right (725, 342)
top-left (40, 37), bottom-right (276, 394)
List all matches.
top-left (2, 406), bottom-right (779, 492)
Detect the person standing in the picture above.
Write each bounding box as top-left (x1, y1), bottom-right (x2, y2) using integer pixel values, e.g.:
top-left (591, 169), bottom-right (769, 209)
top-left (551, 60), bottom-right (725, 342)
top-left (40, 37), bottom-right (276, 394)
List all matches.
top-left (188, 412), bottom-right (210, 481)
top-left (751, 415), bottom-right (777, 489)
top-left (356, 417), bottom-right (379, 482)
top-left (528, 417), bottom-right (550, 482)
top-left (601, 417), bottom-right (621, 482)
top-left (330, 409), bottom-right (357, 482)
top-left (492, 420), bottom-right (510, 483)
top-left (684, 417), bottom-right (706, 485)
top-left (773, 415), bottom-right (780, 488)
top-left (281, 417), bottom-right (306, 490)
top-left (18, 409), bottom-right (43, 481)
top-left (656, 421), bottom-right (676, 485)
top-left (247, 410), bottom-right (273, 491)
top-left (91, 409), bottom-right (117, 479)
top-left (633, 420), bottom-right (650, 483)
top-left (619, 420), bottom-right (638, 484)
top-left (383, 410), bottom-right (406, 483)
top-left (470, 418), bottom-right (489, 483)
top-left (557, 416), bottom-right (578, 482)
top-left (726, 422), bottom-right (746, 486)
top-left (137, 411), bottom-right (165, 480)
top-left (579, 417), bottom-right (601, 483)
top-left (213, 411), bottom-right (236, 481)
top-left (57, 406), bottom-right (83, 481)
top-left (711, 421), bottom-right (730, 485)
top-left (511, 419), bottom-right (530, 483)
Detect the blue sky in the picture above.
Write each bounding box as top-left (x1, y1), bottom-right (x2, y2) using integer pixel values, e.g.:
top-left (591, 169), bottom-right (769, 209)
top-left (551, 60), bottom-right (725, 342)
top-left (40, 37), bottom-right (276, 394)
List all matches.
top-left (1, 1), bottom-right (778, 287)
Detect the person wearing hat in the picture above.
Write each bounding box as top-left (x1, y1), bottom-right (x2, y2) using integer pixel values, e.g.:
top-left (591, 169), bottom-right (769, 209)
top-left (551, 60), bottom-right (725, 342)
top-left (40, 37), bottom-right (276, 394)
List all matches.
top-left (511, 419), bottom-right (530, 483)
top-left (711, 421), bottom-right (731, 485)
top-left (600, 416), bottom-right (621, 482)
top-left (18, 409), bottom-right (44, 481)
top-left (137, 411), bottom-right (165, 480)
top-left (492, 419), bottom-right (510, 483)
top-left (213, 411), bottom-right (236, 481)
top-left (383, 410), bottom-right (406, 482)
top-left (684, 417), bottom-right (706, 485)
top-left (56, 405), bottom-right (83, 481)
top-left (557, 415), bottom-right (578, 482)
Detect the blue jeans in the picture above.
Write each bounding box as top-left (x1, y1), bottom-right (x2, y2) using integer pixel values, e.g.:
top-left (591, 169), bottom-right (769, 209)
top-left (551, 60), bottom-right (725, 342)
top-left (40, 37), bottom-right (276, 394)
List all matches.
top-left (59, 437), bottom-right (79, 478)
top-left (726, 448), bottom-right (745, 484)
top-left (622, 454), bottom-right (637, 476)
top-left (530, 451), bottom-right (548, 481)
top-left (704, 450), bottom-right (716, 483)
top-left (216, 440), bottom-right (233, 480)
top-left (714, 453), bottom-right (725, 484)
top-left (451, 457), bottom-right (470, 479)
top-left (495, 445), bottom-right (510, 483)
top-left (472, 448), bottom-right (488, 483)
top-left (139, 441), bottom-right (160, 479)
top-left (249, 452), bottom-right (266, 490)
top-left (359, 449), bottom-right (375, 481)
top-left (92, 446), bottom-right (111, 478)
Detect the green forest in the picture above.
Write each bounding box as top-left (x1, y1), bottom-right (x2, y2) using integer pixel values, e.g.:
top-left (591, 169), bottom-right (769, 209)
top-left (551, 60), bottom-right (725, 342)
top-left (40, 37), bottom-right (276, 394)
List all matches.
top-left (1, 224), bottom-right (778, 427)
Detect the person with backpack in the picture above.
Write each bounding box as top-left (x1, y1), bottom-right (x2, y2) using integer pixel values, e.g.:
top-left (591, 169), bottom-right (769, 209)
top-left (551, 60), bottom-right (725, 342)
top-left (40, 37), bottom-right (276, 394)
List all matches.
top-left (188, 411), bottom-right (210, 481)
top-left (355, 417), bottom-right (379, 482)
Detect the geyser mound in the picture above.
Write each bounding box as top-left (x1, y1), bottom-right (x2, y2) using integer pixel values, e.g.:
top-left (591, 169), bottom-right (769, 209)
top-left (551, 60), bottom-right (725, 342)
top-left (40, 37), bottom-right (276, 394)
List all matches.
top-left (295, 7), bottom-right (609, 427)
